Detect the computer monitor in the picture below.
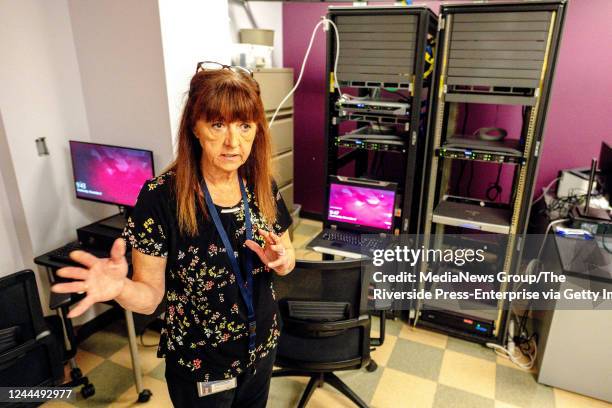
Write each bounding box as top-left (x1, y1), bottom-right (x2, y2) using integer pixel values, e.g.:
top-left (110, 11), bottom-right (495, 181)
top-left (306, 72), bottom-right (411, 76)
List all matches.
top-left (599, 141), bottom-right (611, 195)
top-left (69, 141), bottom-right (154, 208)
top-left (327, 176), bottom-right (397, 233)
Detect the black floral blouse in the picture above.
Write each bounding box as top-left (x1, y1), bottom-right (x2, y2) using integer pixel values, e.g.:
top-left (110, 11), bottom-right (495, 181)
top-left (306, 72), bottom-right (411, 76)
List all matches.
top-left (122, 171), bottom-right (292, 382)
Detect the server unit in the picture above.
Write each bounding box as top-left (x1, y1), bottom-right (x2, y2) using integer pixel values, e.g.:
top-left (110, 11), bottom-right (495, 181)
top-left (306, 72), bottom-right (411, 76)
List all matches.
top-left (416, 1), bottom-right (567, 343)
top-left (324, 6), bottom-right (438, 236)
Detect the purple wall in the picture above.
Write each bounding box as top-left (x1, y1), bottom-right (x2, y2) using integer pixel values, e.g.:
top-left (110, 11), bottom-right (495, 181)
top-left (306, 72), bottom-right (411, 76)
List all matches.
top-left (538, 0), bottom-right (612, 189)
top-left (284, 0), bottom-right (612, 216)
top-left (283, 2), bottom-right (337, 215)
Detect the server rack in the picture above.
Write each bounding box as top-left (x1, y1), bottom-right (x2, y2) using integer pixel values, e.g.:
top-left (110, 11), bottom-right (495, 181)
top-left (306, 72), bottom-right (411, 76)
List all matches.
top-left (323, 6), bottom-right (438, 236)
top-left (416, 1), bottom-right (567, 343)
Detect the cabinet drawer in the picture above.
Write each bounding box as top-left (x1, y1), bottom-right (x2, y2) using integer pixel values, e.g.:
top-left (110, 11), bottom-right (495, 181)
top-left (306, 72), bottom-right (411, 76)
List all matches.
top-left (270, 116), bottom-right (293, 155)
top-left (279, 182), bottom-right (294, 212)
top-left (272, 151), bottom-right (293, 188)
top-left (253, 70), bottom-right (294, 112)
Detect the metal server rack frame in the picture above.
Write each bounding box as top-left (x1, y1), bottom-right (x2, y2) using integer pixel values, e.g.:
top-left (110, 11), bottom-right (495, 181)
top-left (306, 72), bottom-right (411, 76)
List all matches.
top-left (323, 6), bottom-right (438, 237)
top-left (416, 1), bottom-right (567, 344)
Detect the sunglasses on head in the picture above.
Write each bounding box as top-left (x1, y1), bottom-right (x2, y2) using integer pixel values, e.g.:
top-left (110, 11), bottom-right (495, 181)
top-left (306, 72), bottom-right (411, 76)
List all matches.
top-left (195, 61), bottom-right (253, 77)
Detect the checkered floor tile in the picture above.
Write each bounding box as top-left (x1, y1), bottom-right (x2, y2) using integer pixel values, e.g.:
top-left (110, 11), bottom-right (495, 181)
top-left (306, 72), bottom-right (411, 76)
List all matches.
top-left (42, 219), bottom-right (612, 408)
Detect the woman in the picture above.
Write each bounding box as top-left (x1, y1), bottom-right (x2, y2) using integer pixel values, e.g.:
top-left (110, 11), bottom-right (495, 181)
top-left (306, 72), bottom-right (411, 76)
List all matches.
top-left (52, 62), bottom-right (296, 407)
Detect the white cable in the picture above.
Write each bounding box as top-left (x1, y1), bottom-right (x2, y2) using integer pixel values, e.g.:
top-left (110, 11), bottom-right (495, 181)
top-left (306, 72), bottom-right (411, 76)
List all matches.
top-left (532, 177), bottom-right (560, 206)
top-left (486, 339), bottom-right (537, 370)
top-left (537, 217), bottom-right (568, 259)
top-left (268, 17), bottom-right (342, 129)
top-left (499, 217), bottom-right (565, 371)
top-left (341, 94), bottom-right (368, 100)
top-left (329, 19), bottom-right (342, 97)
top-left (472, 127), bottom-right (507, 141)
top-left (515, 217), bottom-right (568, 292)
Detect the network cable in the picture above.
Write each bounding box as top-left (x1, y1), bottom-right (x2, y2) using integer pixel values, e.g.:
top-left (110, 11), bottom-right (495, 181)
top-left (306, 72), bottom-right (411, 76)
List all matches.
top-left (488, 217), bottom-right (568, 370)
top-left (269, 16), bottom-right (342, 128)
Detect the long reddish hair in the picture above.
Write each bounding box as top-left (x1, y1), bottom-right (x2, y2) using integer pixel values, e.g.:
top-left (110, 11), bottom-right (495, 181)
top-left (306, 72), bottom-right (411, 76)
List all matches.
top-left (166, 69), bottom-right (275, 237)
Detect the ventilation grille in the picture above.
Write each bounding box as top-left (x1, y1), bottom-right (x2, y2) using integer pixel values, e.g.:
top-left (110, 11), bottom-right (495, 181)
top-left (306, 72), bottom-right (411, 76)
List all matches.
top-left (336, 14), bottom-right (418, 88)
top-left (447, 11), bottom-right (552, 94)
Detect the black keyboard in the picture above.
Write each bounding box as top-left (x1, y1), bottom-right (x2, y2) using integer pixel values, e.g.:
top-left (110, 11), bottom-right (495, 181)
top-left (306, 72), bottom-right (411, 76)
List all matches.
top-left (321, 231), bottom-right (387, 251)
top-left (48, 242), bottom-right (108, 264)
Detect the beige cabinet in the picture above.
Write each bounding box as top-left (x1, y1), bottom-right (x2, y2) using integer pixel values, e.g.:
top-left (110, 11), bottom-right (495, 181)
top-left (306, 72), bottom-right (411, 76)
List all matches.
top-left (252, 68), bottom-right (298, 229)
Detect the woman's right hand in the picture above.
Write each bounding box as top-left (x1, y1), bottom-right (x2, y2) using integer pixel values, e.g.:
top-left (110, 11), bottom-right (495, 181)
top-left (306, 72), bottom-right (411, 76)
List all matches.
top-left (51, 238), bottom-right (129, 318)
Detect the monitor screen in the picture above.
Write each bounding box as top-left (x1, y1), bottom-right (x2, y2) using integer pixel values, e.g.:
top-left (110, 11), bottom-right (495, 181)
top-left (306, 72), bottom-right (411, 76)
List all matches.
top-left (69, 141), bottom-right (154, 207)
top-left (327, 182), bottom-right (395, 231)
top-left (600, 141), bottom-right (611, 195)
top-left (600, 142), bottom-right (611, 175)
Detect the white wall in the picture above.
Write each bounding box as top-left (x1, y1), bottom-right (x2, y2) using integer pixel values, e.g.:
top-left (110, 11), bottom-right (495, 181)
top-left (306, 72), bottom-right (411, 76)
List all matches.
top-left (0, 0), bottom-right (100, 256)
top-left (228, 1), bottom-right (284, 68)
top-left (0, 114), bottom-right (25, 277)
top-left (0, 0), bottom-right (107, 315)
top-left (0, 177), bottom-right (23, 277)
top-left (0, 0), bottom-right (266, 319)
top-left (158, 0), bottom-right (232, 144)
top-left (68, 0), bottom-right (174, 172)
top-left (69, 0), bottom-right (235, 161)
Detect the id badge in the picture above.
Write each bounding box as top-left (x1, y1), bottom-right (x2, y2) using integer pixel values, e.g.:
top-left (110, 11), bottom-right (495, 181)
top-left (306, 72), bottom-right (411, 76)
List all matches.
top-left (197, 377), bottom-right (237, 397)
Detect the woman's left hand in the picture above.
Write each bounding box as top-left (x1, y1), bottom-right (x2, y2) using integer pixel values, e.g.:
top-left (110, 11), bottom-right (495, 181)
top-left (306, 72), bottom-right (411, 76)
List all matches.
top-left (246, 229), bottom-right (294, 275)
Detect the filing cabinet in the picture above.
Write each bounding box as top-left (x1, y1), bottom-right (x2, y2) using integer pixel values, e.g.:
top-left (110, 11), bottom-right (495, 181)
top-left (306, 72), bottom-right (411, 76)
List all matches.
top-left (253, 68), bottom-right (298, 232)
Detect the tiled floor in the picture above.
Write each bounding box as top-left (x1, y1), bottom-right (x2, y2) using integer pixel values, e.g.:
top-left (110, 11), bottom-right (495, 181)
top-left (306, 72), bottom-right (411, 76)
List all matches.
top-left (44, 219), bottom-right (612, 408)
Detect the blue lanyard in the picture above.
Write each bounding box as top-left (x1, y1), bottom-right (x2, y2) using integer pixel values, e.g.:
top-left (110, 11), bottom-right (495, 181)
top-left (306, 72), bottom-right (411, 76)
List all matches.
top-left (201, 174), bottom-right (256, 360)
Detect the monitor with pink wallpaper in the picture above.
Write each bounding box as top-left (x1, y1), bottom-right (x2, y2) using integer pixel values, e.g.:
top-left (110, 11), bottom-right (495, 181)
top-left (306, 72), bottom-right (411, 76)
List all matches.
top-left (327, 181), bottom-right (396, 232)
top-left (69, 141), bottom-right (154, 208)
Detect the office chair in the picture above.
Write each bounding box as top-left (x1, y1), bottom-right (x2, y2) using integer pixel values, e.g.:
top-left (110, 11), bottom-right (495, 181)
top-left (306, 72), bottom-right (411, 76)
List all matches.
top-left (0, 270), bottom-right (64, 392)
top-left (272, 259), bottom-right (371, 408)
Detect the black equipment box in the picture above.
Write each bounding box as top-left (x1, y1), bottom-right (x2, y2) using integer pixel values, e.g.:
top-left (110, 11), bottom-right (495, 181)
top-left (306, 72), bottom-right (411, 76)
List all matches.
top-left (77, 214), bottom-right (125, 251)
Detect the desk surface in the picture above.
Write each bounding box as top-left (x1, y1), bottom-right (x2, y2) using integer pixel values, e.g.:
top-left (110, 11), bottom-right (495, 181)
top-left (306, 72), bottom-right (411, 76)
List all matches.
top-left (34, 243), bottom-right (161, 335)
top-left (34, 241), bottom-right (131, 268)
top-left (34, 246), bottom-right (86, 310)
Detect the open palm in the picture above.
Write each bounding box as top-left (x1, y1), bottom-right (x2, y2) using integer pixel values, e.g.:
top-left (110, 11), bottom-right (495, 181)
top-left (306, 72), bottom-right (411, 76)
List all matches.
top-left (51, 238), bottom-right (129, 318)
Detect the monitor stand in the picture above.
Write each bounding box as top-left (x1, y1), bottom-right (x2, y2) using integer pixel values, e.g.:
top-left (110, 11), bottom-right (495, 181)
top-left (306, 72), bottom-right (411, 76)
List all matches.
top-left (97, 211), bottom-right (128, 231)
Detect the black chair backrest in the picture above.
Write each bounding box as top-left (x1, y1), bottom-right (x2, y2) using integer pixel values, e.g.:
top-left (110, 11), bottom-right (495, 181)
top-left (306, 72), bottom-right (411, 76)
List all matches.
top-left (273, 259), bottom-right (366, 320)
top-left (273, 259), bottom-right (370, 367)
top-left (0, 270), bottom-right (47, 342)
